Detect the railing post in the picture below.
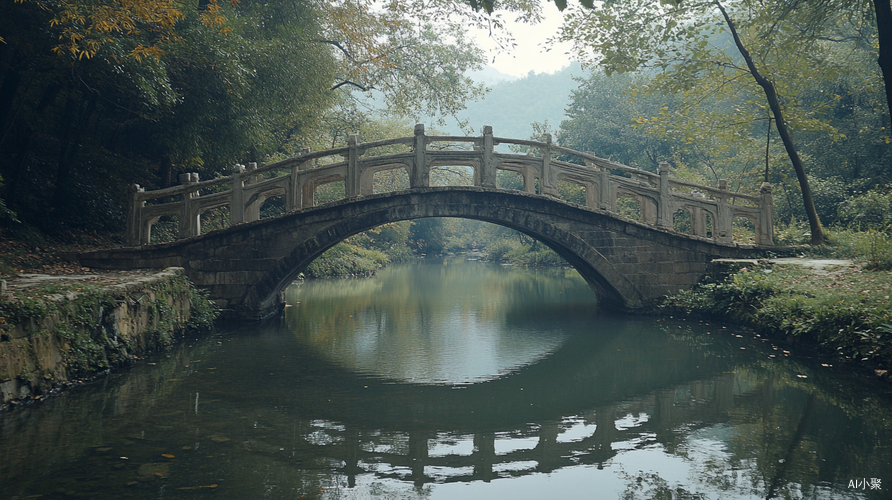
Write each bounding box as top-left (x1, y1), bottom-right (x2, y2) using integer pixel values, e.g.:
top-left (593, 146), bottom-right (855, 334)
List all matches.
top-left (245, 162), bottom-right (261, 222)
top-left (689, 190), bottom-right (707, 236)
top-left (657, 162), bottom-right (673, 227)
top-left (716, 179), bottom-right (732, 242)
top-left (301, 148), bottom-right (318, 208)
top-left (126, 183), bottom-right (145, 246)
top-left (411, 123), bottom-right (429, 188)
top-left (481, 125), bottom-right (496, 188)
top-left (759, 182), bottom-right (775, 245)
top-left (539, 133), bottom-right (559, 197)
top-left (599, 168), bottom-right (611, 210)
top-left (346, 134), bottom-right (360, 197)
top-left (230, 164), bottom-right (246, 224)
top-left (523, 166), bottom-right (537, 194)
top-left (473, 432), bottom-right (496, 481)
top-left (287, 148), bottom-right (310, 211)
top-left (178, 172), bottom-right (201, 239)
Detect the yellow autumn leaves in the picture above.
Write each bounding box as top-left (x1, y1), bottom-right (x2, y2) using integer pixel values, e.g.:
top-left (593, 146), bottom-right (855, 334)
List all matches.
top-left (13, 0), bottom-right (235, 61)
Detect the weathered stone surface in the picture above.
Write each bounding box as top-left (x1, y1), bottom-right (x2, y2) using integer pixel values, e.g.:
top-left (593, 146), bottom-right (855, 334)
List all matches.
top-left (0, 268), bottom-right (198, 406)
top-left (79, 188), bottom-right (767, 320)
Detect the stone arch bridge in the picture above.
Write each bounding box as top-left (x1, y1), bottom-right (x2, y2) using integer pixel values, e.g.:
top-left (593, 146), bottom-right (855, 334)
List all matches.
top-left (77, 125), bottom-right (775, 319)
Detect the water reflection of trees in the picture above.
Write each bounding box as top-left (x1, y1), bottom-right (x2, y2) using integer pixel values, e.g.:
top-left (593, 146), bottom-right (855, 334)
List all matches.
top-left (284, 260), bottom-right (593, 383)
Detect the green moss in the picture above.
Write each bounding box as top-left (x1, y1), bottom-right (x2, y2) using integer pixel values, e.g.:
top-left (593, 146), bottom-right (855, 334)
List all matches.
top-left (1, 272), bottom-right (219, 384)
top-left (187, 286), bottom-right (219, 330)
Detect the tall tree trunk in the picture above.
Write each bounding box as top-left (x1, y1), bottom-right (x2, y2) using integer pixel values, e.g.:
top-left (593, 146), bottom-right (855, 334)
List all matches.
top-left (874, 0), bottom-right (892, 120)
top-left (159, 155), bottom-right (174, 189)
top-left (715, 0), bottom-right (826, 245)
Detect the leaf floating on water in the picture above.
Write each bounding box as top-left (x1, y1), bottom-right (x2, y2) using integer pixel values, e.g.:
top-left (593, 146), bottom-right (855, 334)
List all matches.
top-left (137, 463), bottom-right (169, 478)
top-left (162, 454), bottom-right (175, 458)
top-left (177, 484), bottom-right (218, 490)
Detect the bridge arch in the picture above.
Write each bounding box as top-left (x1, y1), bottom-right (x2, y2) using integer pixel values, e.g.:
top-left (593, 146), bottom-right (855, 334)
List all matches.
top-left (243, 188), bottom-right (642, 317)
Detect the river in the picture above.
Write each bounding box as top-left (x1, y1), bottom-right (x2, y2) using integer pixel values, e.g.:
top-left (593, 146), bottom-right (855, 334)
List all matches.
top-left (1, 258), bottom-right (890, 499)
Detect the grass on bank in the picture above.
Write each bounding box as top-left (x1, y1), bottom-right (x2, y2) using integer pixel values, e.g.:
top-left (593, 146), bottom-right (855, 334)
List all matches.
top-left (303, 242), bottom-right (389, 278)
top-left (664, 227), bottom-right (892, 373)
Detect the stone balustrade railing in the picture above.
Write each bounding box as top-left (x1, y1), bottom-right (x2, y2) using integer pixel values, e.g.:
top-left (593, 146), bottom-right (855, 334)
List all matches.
top-left (126, 124), bottom-right (774, 247)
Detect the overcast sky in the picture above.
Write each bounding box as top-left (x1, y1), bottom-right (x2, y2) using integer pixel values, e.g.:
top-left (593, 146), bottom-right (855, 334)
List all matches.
top-left (470, 3), bottom-right (575, 78)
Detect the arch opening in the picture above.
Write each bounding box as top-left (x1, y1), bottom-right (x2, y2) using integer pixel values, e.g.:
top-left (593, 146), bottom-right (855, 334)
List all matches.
top-left (372, 167), bottom-right (410, 193)
top-left (149, 214), bottom-right (179, 244)
top-left (733, 216), bottom-right (756, 244)
top-left (616, 194), bottom-right (642, 221)
top-left (496, 169), bottom-right (524, 191)
top-left (430, 165), bottom-right (475, 187)
top-left (673, 209), bottom-right (692, 234)
top-left (257, 194), bottom-right (286, 220)
top-left (315, 179), bottom-right (345, 205)
top-left (558, 180), bottom-right (586, 205)
top-left (201, 206), bottom-right (230, 233)
top-left (247, 195), bottom-right (640, 318)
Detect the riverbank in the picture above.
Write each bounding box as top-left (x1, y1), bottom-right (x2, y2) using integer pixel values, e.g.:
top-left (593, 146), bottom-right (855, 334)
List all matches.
top-left (1, 267), bottom-right (218, 408)
top-left (662, 258), bottom-right (892, 381)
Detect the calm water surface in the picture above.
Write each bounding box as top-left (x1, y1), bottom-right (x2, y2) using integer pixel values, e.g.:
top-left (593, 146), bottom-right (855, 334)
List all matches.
top-left (2, 258), bottom-right (891, 499)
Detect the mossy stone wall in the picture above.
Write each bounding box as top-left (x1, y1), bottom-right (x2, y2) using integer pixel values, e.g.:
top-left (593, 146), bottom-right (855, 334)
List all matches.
top-left (0, 268), bottom-right (214, 405)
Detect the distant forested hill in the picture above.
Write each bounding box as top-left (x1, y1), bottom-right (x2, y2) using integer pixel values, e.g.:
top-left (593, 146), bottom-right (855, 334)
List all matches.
top-left (443, 62), bottom-right (584, 141)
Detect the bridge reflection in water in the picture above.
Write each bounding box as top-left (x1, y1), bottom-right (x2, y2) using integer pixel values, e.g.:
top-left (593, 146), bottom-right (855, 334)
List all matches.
top-left (292, 374), bottom-right (738, 488)
top-left (208, 300), bottom-right (777, 493)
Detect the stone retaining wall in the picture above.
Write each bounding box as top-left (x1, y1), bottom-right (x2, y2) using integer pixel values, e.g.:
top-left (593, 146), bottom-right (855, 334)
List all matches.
top-left (0, 268), bottom-right (208, 406)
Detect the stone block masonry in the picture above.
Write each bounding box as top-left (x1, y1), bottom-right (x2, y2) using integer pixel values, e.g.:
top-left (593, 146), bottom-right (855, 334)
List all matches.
top-left (0, 268), bottom-right (214, 407)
